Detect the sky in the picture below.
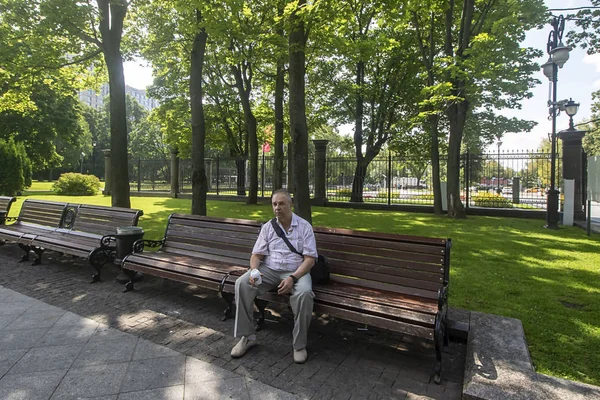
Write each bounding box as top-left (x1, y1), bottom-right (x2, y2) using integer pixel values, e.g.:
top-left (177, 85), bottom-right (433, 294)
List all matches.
top-left (122, 0), bottom-right (598, 152)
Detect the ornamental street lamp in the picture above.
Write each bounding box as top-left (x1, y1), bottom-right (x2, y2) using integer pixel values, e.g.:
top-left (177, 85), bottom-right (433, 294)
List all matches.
top-left (542, 14), bottom-right (572, 229)
top-left (564, 98), bottom-right (580, 130)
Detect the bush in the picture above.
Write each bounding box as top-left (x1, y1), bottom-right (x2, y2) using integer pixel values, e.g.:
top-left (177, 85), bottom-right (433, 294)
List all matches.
top-left (52, 173), bottom-right (100, 196)
top-left (472, 193), bottom-right (513, 208)
top-left (0, 138), bottom-right (32, 195)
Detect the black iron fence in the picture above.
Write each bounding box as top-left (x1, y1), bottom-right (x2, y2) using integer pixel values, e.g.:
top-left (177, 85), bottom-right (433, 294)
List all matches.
top-left (128, 150), bottom-right (566, 210)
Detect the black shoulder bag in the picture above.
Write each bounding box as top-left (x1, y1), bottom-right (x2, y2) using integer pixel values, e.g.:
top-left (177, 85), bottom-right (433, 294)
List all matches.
top-left (270, 218), bottom-right (330, 284)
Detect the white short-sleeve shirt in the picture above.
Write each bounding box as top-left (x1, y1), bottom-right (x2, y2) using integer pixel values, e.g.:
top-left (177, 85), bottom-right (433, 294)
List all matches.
top-left (252, 213), bottom-right (318, 272)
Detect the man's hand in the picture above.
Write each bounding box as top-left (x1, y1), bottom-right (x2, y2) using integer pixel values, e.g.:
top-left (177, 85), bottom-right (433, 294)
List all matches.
top-left (277, 276), bottom-right (294, 295)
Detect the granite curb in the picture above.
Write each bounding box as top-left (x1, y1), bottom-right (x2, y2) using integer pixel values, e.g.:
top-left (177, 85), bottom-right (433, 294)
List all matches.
top-left (462, 311), bottom-right (600, 400)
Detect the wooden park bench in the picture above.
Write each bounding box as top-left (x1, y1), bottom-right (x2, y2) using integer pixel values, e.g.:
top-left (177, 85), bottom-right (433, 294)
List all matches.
top-left (121, 214), bottom-right (451, 383)
top-left (0, 196), bottom-right (16, 225)
top-left (0, 199), bottom-right (68, 255)
top-left (27, 204), bottom-right (143, 282)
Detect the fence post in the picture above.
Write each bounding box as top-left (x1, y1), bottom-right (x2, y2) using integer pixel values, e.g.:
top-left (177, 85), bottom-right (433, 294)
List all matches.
top-left (558, 128), bottom-right (587, 220)
top-left (465, 150), bottom-right (470, 209)
top-left (261, 150), bottom-right (265, 198)
top-left (312, 140), bottom-right (329, 206)
top-left (216, 156), bottom-right (220, 196)
top-left (102, 149), bottom-right (111, 195)
top-left (387, 151), bottom-right (392, 206)
top-left (137, 158), bottom-right (142, 192)
top-left (170, 147), bottom-right (179, 198)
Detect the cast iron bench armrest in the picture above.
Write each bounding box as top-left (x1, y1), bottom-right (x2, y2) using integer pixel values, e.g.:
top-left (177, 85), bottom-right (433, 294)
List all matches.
top-left (99, 234), bottom-right (118, 250)
top-left (4, 216), bottom-right (18, 223)
top-left (132, 238), bottom-right (166, 253)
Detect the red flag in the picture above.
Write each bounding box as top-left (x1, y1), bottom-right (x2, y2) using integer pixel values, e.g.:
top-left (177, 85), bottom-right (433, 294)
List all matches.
top-left (262, 142), bottom-right (271, 153)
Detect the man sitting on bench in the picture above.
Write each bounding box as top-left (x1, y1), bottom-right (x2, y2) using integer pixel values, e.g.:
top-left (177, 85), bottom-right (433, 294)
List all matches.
top-left (231, 189), bottom-right (317, 364)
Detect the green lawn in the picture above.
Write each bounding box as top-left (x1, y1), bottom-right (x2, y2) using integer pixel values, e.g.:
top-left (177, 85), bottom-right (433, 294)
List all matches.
top-left (5, 189), bottom-right (600, 386)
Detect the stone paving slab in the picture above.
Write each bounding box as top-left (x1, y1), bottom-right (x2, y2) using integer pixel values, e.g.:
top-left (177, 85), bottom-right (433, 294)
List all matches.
top-left (0, 244), bottom-right (466, 399)
top-left (0, 282), bottom-right (299, 399)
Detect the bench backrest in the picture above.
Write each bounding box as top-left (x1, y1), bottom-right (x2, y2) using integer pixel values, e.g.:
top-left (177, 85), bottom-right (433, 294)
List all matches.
top-left (70, 204), bottom-right (143, 235)
top-left (17, 199), bottom-right (67, 227)
top-left (0, 196), bottom-right (16, 214)
top-left (162, 214), bottom-right (261, 268)
top-left (313, 226), bottom-right (450, 301)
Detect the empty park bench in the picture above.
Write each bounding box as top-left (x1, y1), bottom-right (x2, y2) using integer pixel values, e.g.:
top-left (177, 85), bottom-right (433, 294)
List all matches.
top-left (120, 214), bottom-right (258, 313)
top-left (0, 196), bottom-right (16, 225)
top-left (26, 204), bottom-right (143, 282)
top-left (0, 199), bottom-right (68, 254)
top-left (121, 214), bottom-right (451, 383)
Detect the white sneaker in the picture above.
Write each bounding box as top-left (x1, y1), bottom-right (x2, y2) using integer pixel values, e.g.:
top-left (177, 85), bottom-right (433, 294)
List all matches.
top-left (231, 336), bottom-right (258, 358)
top-left (293, 348), bottom-right (307, 364)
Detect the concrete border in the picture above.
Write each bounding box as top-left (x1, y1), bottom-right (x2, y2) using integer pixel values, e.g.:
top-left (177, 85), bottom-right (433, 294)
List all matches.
top-left (462, 311), bottom-right (600, 400)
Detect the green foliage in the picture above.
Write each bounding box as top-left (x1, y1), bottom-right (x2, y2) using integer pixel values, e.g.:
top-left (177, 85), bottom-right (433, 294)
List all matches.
top-left (582, 90), bottom-right (600, 157)
top-left (472, 192), bottom-right (513, 208)
top-left (52, 173), bottom-right (100, 196)
top-left (0, 138), bottom-right (32, 195)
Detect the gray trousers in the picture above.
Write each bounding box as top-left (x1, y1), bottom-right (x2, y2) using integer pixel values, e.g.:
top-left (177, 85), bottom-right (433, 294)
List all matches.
top-left (233, 266), bottom-right (314, 350)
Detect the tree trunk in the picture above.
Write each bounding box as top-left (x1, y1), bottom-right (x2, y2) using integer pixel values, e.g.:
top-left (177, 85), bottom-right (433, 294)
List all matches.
top-left (429, 114), bottom-right (443, 215)
top-left (446, 101), bottom-right (467, 218)
top-left (288, 0), bottom-right (311, 223)
top-left (273, 2), bottom-right (285, 192)
top-left (97, 0), bottom-right (130, 208)
top-left (273, 60), bottom-right (285, 192)
top-left (351, 158), bottom-right (368, 203)
top-left (236, 157), bottom-right (246, 196)
top-left (231, 66), bottom-right (258, 205)
top-left (350, 60), bottom-right (365, 203)
top-left (190, 11), bottom-right (208, 216)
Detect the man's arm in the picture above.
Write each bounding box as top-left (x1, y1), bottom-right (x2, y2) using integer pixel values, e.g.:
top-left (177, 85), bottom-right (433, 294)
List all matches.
top-left (278, 255), bottom-right (316, 295)
top-left (249, 253), bottom-right (265, 285)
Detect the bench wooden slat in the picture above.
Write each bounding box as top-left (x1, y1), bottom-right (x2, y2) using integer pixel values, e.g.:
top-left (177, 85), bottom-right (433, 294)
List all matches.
top-left (329, 274), bottom-right (438, 300)
top-left (327, 259), bottom-right (443, 283)
top-left (125, 263), bottom-right (226, 292)
top-left (313, 225), bottom-right (447, 246)
top-left (314, 303), bottom-right (434, 339)
top-left (313, 283), bottom-right (437, 314)
top-left (167, 226), bottom-right (258, 244)
top-left (126, 253), bottom-right (246, 275)
top-left (160, 245), bottom-right (250, 267)
top-left (328, 265), bottom-right (442, 292)
top-left (316, 236), bottom-right (445, 264)
top-left (322, 248), bottom-right (444, 274)
top-left (315, 232), bottom-right (446, 256)
top-left (314, 292), bottom-right (435, 326)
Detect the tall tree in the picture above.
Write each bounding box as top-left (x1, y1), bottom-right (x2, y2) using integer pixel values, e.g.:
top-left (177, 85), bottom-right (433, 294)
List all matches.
top-left (136, 0), bottom-right (211, 215)
top-left (287, 0), bottom-right (311, 222)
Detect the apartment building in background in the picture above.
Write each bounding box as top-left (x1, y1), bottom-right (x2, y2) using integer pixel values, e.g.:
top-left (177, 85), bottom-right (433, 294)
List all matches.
top-left (78, 84), bottom-right (159, 111)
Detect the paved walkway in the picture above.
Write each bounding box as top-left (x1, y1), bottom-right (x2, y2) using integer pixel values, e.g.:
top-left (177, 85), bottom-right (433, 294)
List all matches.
top-left (0, 285), bottom-right (298, 399)
top-left (0, 244), bottom-right (465, 399)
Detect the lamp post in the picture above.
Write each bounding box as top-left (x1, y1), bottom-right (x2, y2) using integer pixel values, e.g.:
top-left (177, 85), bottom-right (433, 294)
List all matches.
top-left (541, 14), bottom-right (571, 229)
top-left (496, 140), bottom-right (502, 194)
top-left (80, 152), bottom-right (85, 174)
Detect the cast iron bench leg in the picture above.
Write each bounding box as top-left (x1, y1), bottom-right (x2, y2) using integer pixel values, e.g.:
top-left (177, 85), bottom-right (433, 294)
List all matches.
top-left (88, 248), bottom-right (111, 283)
top-left (218, 273), bottom-right (234, 321)
top-left (433, 314), bottom-right (443, 384)
top-left (255, 299), bottom-right (268, 331)
top-left (18, 243), bottom-right (30, 261)
top-left (123, 269), bottom-right (137, 292)
top-left (31, 246), bottom-right (44, 265)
